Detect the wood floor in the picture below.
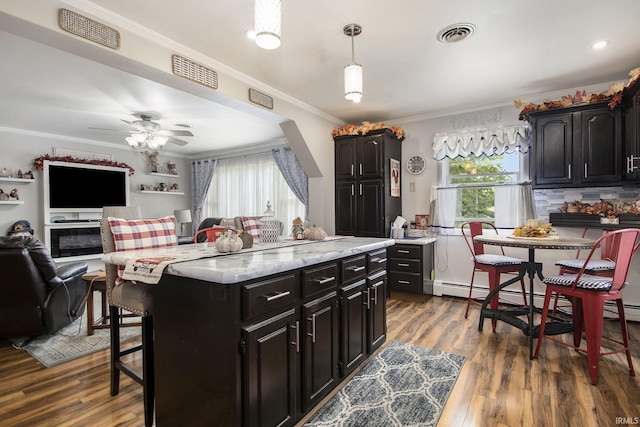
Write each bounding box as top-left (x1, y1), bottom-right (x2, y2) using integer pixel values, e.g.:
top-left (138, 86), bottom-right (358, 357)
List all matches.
top-left (1, 294), bottom-right (638, 426)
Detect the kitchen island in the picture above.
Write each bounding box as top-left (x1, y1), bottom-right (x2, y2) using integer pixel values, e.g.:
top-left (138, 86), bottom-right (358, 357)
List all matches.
top-left (103, 236), bottom-right (394, 427)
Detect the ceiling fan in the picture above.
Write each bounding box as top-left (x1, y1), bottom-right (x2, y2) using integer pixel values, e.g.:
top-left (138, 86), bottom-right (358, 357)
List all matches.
top-left (121, 114), bottom-right (193, 148)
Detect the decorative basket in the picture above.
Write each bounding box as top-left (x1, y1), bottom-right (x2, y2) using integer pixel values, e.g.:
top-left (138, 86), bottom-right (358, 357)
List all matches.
top-left (260, 219), bottom-right (280, 244)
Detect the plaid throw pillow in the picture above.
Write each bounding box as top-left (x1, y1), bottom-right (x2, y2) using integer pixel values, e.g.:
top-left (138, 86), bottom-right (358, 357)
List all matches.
top-left (108, 216), bottom-right (177, 283)
top-left (241, 216), bottom-right (261, 239)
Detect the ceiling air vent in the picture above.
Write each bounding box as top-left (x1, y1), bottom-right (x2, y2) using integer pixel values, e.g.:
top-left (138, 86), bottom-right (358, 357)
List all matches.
top-left (58, 9), bottom-right (120, 49)
top-left (172, 55), bottom-right (218, 90)
top-left (436, 23), bottom-right (476, 43)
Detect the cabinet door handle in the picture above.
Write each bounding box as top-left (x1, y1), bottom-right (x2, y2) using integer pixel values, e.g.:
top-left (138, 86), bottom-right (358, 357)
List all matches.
top-left (291, 320), bottom-right (299, 353)
top-left (398, 249), bottom-right (410, 254)
top-left (359, 183), bottom-right (362, 196)
top-left (584, 162), bottom-right (588, 179)
top-left (398, 263), bottom-right (410, 267)
top-left (372, 281), bottom-right (382, 305)
top-left (307, 314), bottom-right (316, 343)
top-left (351, 164), bottom-right (354, 176)
top-left (351, 184), bottom-right (354, 196)
top-left (348, 265), bottom-right (366, 272)
top-left (359, 163), bottom-right (363, 175)
top-left (568, 164), bottom-right (571, 179)
top-left (315, 276), bottom-right (335, 284)
top-left (365, 287), bottom-right (371, 309)
top-left (371, 257), bottom-right (387, 264)
top-left (398, 280), bottom-right (410, 285)
top-left (265, 290), bottom-right (290, 301)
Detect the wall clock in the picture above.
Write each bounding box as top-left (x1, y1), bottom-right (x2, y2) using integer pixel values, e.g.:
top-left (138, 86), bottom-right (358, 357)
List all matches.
top-left (406, 155), bottom-right (426, 175)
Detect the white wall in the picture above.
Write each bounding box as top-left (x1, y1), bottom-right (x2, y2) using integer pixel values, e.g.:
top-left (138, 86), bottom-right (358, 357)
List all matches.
top-left (0, 128), bottom-right (192, 241)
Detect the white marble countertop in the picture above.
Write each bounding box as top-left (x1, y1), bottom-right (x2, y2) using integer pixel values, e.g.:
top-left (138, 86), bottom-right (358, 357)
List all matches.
top-left (102, 236), bottom-right (394, 284)
top-left (393, 236), bottom-right (437, 245)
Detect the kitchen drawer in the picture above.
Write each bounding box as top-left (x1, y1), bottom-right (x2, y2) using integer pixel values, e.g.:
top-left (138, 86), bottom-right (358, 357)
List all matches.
top-left (242, 274), bottom-right (298, 320)
top-left (367, 249), bottom-right (388, 274)
top-left (387, 245), bottom-right (421, 259)
top-left (389, 258), bottom-right (421, 273)
top-left (302, 263), bottom-right (338, 299)
top-left (341, 255), bottom-right (367, 284)
top-left (388, 271), bottom-right (422, 294)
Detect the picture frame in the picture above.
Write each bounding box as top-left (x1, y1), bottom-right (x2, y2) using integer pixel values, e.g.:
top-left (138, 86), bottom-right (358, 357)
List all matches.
top-left (415, 214), bottom-right (429, 229)
top-left (390, 158), bottom-right (400, 197)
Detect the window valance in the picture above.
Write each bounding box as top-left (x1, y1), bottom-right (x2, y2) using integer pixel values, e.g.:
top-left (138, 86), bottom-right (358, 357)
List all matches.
top-left (432, 124), bottom-right (531, 160)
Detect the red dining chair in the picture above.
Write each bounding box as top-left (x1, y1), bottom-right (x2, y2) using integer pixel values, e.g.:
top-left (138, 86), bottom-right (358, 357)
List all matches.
top-left (462, 222), bottom-right (528, 332)
top-left (552, 229), bottom-right (640, 327)
top-left (193, 226), bottom-right (234, 243)
top-left (534, 228), bottom-right (640, 385)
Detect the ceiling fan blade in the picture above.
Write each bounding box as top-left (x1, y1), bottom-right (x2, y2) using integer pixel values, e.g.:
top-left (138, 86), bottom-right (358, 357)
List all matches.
top-left (167, 136), bottom-right (189, 146)
top-left (88, 127), bottom-right (120, 131)
top-left (158, 129), bottom-right (194, 137)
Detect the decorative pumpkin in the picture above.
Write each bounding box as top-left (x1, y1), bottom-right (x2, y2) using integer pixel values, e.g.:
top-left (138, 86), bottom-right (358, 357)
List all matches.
top-left (215, 230), bottom-right (244, 253)
top-left (306, 225), bottom-right (327, 241)
top-left (238, 230), bottom-right (253, 249)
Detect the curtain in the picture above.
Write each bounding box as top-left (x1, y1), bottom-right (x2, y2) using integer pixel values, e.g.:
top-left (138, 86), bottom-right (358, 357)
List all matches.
top-left (191, 159), bottom-right (217, 235)
top-left (432, 124), bottom-right (531, 160)
top-left (494, 183), bottom-right (536, 229)
top-left (203, 152), bottom-right (305, 233)
top-left (430, 187), bottom-right (457, 233)
top-left (272, 147), bottom-right (309, 219)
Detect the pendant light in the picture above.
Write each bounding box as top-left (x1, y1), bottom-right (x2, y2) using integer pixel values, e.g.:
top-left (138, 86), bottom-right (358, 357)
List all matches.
top-left (255, 0), bottom-right (281, 50)
top-left (344, 23), bottom-right (363, 103)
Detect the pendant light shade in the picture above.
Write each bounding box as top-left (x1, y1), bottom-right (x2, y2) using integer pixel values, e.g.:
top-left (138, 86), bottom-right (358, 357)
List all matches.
top-left (343, 24), bottom-right (363, 102)
top-left (255, 0), bottom-right (281, 50)
top-left (344, 63), bottom-right (363, 102)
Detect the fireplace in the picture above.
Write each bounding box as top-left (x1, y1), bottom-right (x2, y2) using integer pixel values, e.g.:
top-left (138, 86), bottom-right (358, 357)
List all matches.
top-left (49, 226), bottom-right (103, 259)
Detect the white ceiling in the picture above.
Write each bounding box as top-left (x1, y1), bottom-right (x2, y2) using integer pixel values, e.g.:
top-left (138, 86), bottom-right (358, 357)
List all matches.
top-left (1, 0), bottom-right (639, 156)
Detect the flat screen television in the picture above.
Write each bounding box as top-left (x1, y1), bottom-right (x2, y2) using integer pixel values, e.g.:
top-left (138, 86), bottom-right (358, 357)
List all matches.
top-left (44, 161), bottom-right (130, 212)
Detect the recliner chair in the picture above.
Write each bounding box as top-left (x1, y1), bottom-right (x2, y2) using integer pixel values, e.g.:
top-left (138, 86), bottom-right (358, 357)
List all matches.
top-left (0, 235), bottom-right (88, 338)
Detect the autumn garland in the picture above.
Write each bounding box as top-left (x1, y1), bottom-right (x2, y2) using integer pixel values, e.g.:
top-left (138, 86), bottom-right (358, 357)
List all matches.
top-left (515, 66), bottom-right (640, 121)
top-left (33, 154), bottom-right (136, 175)
top-left (332, 121), bottom-right (406, 140)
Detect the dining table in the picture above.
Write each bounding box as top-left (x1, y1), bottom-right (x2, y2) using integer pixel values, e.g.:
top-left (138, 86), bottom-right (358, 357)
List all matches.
top-left (473, 233), bottom-right (595, 359)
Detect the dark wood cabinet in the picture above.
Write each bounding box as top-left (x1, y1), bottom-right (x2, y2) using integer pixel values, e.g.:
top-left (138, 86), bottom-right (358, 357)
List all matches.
top-left (334, 129), bottom-right (402, 237)
top-left (153, 244), bottom-right (390, 427)
top-left (367, 271), bottom-right (387, 353)
top-left (301, 291), bottom-right (339, 412)
top-left (623, 79), bottom-right (640, 182)
top-left (387, 242), bottom-right (435, 295)
top-left (530, 102), bottom-right (622, 188)
top-left (243, 309), bottom-right (298, 427)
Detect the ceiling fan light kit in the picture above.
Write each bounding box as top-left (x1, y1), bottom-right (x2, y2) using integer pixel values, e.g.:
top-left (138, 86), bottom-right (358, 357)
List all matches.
top-left (122, 114), bottom-right (191, 150)
top-left (254, 0), bottom-right (281, 50)
top-left (344, 24), bottom-right (363, 103)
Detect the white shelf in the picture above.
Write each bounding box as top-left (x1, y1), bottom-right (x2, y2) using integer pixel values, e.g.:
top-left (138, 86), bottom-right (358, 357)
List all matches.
top-left (150, 172), bottom-right (180, 178)
top-left (0, 177), bottom-right (34, 183)
top-left (140, 190), bottom-right (184, 195)
top-left (0, 200), bottom-right (24, 204)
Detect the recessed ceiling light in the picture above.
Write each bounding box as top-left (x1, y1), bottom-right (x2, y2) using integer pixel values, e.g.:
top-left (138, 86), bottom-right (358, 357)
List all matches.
top-left (592, 40), bottom-right (609, 50)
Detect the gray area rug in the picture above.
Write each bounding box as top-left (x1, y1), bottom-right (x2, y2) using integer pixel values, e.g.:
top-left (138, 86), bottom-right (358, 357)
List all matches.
top-left (304, 340), bottom-right (465, 427)
top-left (11, 292), bottom-right (140, 367)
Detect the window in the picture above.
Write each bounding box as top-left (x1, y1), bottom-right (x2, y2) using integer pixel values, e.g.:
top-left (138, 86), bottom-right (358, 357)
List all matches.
top-left (202, 152), bottom-right (305, 234)
top-left (441, 152), bottom-right (524, 226)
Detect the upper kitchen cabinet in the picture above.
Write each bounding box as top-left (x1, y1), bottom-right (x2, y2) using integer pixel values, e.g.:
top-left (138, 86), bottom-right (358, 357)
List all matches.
top-left (530, 101), bottom-right (622, 188)
top-left (623, 79), bottom-right (640, 182)
top-left (334, 129), bottom-right (402, 238)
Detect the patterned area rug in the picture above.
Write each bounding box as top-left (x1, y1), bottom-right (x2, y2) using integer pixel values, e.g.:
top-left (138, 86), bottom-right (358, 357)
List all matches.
top-left (304, 340), bottom-right (465, 427)
top-left (11, 293), bottom-right (140, 367)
